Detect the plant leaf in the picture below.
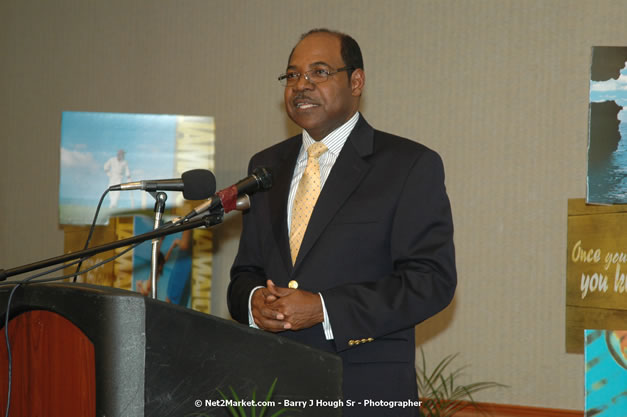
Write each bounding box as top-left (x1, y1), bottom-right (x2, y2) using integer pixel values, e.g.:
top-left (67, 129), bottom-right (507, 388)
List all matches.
top-left (416, 349), bottom-right (508, 417)
top-left (218, 389), bottom-right (241, 417)
top-left (259, 378), bottom-right (278, 417)
top-left (229, 386), bottom-right (248, 417)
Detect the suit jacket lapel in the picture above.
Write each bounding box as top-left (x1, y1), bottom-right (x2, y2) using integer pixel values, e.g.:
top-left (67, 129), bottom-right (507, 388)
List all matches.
top-left (292, 116), bottom-right (375, 271)
top-left (268, 136), bottom-right (302, 275)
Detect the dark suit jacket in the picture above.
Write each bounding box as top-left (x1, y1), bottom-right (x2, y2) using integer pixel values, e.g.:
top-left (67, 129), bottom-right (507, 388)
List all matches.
top-left (228, 115), bottom-right (456, 417)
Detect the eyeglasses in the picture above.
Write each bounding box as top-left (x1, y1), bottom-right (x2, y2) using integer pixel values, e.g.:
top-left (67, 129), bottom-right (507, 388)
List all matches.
top-left (278, 66), bottom-right (354, 87)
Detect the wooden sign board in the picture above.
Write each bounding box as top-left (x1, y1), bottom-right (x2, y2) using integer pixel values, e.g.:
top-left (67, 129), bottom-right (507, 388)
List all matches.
top-left (566, 199), bottom-right (627, 353)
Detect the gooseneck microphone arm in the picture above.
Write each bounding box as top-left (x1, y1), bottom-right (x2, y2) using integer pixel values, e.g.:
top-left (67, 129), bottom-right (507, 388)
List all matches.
top-left (181, 167), bottom-right (272, 221)
top-left (0, 167), bottom-right (270, 282)
top-left (0, 214), bottom-right (222, 282)
top-left (150, 192), bottom-right (167, 299)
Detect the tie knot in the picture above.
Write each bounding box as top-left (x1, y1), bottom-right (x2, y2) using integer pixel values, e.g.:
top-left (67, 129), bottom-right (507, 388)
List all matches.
top-left (307, 142), bottom-right (328, 160)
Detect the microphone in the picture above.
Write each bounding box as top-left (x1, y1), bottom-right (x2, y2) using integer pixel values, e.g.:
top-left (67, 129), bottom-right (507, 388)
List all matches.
top-left (108, 169), bottom-right (216, 200)
top-left (183, 167), bottom-right (272, 219)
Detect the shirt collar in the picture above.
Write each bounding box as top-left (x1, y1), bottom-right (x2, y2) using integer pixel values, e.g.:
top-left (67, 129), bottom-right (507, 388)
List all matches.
top-left (301, 112), bottom-right (360, 157)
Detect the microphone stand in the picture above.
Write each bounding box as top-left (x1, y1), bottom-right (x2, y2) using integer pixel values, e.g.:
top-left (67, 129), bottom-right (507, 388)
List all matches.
top-left (0, 213), bottom-right (223, 282)
top-left (150, 192), bottom-right (167, 299)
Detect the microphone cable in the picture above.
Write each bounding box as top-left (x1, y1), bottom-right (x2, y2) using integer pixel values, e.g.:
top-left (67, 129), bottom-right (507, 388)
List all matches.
top-left (2, 168), bottom-right (222, 415)
top-left (1, 199), bottom-right (208, 416)
top-left (72, 189), bottom-right (109, 282)
top-left (1, 240), bottom-right (140, 417)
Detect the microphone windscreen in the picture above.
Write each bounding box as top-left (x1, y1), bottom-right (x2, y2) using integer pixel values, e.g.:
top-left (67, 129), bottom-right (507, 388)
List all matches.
top-left (253, 167), bottom-right (273, 190)
top-left (182, 169), bottom-right (216, 200)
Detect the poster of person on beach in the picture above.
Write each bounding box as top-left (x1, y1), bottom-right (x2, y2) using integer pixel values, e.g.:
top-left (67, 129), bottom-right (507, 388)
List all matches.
top-left (59, 111), bottom-right (215, 225)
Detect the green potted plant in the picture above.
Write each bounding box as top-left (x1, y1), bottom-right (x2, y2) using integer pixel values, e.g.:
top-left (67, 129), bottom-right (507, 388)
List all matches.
top-left (416, 348), bottom-right (507, 417)
top-left (188, 377), bottom-right (294, 417)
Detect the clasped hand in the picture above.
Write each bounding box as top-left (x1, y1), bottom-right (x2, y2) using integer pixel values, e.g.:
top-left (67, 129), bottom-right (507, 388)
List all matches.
top-left (251, 280), bottom-right (323, 332)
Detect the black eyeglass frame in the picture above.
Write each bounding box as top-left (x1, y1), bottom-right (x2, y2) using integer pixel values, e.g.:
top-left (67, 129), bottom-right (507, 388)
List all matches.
top-left (278, 66), bottom-right (355, 86)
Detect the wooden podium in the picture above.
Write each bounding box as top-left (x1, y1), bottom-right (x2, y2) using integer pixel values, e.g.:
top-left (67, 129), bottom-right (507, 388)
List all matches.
top-left (0, 283), bottom-right (342, 417)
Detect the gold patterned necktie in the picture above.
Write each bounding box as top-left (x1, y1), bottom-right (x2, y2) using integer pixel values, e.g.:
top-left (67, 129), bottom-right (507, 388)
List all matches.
top-left (290, 142), bottom-right (328, 264)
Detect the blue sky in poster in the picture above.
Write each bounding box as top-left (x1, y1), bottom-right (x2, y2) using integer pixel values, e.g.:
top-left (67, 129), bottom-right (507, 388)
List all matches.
top-left (60, 111), bottom-right (178, 207)
top-left (590, 64), bottom-right (627, 107)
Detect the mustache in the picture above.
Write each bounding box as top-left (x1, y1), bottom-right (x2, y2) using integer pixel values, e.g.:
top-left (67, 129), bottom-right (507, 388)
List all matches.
top-left (292, 94), bottom-right (317, 102)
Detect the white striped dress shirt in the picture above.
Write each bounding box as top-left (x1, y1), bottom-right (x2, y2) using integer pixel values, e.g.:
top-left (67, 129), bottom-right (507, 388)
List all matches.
top-left (287, 111), bottom-right (360, 232)
top-left (248, 112), bottom-right (361, 339)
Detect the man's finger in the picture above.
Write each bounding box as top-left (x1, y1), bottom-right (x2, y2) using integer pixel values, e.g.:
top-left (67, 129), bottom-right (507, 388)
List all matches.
top-left (266, 279), bottom-right (294, 297)
top-left (264, 294), bottom-right (278, 303)
top-left (253, 312), bottom-right (291, 332)
top-left (255, 303), bottom-right (285, 321)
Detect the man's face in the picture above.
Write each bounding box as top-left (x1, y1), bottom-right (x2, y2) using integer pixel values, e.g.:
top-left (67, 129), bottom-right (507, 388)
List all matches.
top-left (117, 150), bottom-right (125, 160)
top-left (284, 33), bottom-right (364, 140)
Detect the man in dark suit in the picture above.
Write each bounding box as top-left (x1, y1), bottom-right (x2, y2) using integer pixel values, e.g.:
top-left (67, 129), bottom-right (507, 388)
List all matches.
top-left (228, 28), bottom-right (456, 417)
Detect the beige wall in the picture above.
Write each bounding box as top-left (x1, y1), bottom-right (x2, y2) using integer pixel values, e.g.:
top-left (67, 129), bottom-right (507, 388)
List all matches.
top-left (3, 0), bottom-right (625, 410)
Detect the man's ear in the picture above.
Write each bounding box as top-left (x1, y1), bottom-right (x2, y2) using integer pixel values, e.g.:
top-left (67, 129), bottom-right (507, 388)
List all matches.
top-left (351, 68), bottom-right (365, 97)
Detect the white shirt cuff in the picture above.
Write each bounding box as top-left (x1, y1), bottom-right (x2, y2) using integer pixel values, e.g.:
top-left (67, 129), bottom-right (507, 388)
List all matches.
top-left (319, 293), bottom-right (334, 340)
top-left (248, 286), bottom-right (334, 340)
top-left (248, 286), bottom-right (264, 329)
